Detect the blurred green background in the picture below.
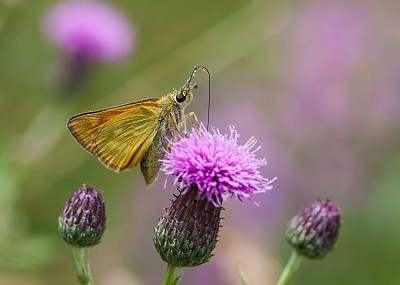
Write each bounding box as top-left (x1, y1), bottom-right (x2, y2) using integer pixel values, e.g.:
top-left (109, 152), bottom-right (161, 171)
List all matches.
top-left (1, 0), bottom-right (400, 284)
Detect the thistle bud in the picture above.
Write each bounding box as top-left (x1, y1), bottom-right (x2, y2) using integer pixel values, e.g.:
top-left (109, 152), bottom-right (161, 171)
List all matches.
top-left (59, 184), bottom-right (106, 247)
top-left (154, 186), bottom-right (222, 267)
top-left (286, 198), bottom-right (341, 259)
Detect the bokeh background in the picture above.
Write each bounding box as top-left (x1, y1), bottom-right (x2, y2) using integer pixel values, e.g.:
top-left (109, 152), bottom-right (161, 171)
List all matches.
top-left (1, 0), bottom-right (400, 284)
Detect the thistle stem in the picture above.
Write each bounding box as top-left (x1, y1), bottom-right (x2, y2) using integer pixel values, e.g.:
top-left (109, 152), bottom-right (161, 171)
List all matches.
top-left (72, 246), bottom-right (95, 285)
top-left (238, 267), bottom-right (249, 285)
top-left (276, 250), bottom-right (303, 285)
top-left (162, 263), bottom-right (181, 285)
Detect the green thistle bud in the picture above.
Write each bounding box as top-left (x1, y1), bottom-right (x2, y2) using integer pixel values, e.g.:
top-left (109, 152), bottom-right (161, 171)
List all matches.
top-left (58, 184), bottom-right (106, 247)
top-left (154, 186), bottom-right (222, 267)
top-left (286, 198), bottom-right (341, 259)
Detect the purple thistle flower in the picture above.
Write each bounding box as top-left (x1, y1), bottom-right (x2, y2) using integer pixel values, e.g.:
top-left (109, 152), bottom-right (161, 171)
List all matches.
top-left (59, 184), bottom-right (106, 247)
top-left (161, 124), bottom-right (275, 207)
top-left (44, 0), bottom-right (134, 62)
top-left (154, 124), bottom-right (274, 268)
top-left (286, 198), bottom-right (341, 259)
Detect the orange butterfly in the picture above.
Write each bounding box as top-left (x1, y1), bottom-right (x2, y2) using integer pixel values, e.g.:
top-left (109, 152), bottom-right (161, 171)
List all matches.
top-left (67, 75), bottom-right (199, 187)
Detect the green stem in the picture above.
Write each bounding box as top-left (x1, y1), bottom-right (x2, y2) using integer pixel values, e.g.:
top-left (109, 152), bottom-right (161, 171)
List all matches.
top-left (162, 263), bottom-right (181, 285)
top-left (276, 250), bottom-right (303, 285)
top-left (238, 267), bottom-right (248, 285)
top-left (72, 246), bottom-right (95, 285)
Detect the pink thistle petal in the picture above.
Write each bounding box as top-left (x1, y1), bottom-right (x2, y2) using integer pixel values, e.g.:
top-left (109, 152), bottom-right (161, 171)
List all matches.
top-left (161, 124), bottom-right (275, 206)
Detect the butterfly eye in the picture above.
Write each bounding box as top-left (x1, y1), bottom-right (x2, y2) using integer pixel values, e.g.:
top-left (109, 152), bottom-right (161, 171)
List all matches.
top-left (176, 91), bottom-right (186, 103)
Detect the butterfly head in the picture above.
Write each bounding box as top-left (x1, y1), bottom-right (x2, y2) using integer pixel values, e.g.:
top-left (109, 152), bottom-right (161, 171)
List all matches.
top-left (174, 84), bottom-right (197, 107)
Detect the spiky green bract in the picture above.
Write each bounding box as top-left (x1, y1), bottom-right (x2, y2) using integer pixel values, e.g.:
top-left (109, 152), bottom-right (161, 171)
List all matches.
top-left (286, 198), bottom-right (341, 259)
top-left (154, 186), bottom-right (222, 267)
top-left (58, 184), bottom-right (106, 247)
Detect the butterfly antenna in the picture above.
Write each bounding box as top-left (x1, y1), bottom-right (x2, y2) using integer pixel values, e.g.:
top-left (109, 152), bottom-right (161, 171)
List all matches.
top-left (186, 66), bottom-right (211, 131)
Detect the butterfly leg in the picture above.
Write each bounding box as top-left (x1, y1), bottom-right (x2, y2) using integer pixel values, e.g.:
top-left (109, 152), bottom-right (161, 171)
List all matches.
top-left (182, 112), bottom-right (201, 138)
top-left (170, 112), bottom-right (186, 138)
top-left (185, 112), bottom-right (201, 128)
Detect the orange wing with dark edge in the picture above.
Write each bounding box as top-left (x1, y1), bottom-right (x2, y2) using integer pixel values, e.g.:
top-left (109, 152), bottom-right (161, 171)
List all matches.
top-left (92, 104), bottom-right (162, 172)
top-left (67, 98), bottom-right (159, 153)
top-left (67, 99), bottom-right (162, 172)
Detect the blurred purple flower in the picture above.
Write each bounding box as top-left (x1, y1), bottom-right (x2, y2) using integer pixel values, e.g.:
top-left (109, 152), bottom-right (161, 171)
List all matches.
top-left (161, 124), bottom-right (275, 207)
top-left (283, 1), bottom-right (400, 141)
top-left (274, 0), bottom-right (400, 208)
top-left (44, 0), bottom-right (134, 62)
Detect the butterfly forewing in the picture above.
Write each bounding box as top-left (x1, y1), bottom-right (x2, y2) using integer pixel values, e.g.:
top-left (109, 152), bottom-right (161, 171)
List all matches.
top-left (67, 99), bottom-right (162, 171)
top-left (67, 99), bottom-right (159, 153)
top-left (92, 104), bottom-right (161, 171)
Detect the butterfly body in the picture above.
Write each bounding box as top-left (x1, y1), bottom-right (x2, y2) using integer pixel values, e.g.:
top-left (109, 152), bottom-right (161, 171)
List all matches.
top-left (139, 94), bottom-right (189, 186)
top-left (67, 87), bottom-right (194, 186)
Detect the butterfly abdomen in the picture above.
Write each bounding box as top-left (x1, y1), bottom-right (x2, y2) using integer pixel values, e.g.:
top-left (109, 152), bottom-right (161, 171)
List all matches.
top-left (140, 124), bottom-right (172, 186)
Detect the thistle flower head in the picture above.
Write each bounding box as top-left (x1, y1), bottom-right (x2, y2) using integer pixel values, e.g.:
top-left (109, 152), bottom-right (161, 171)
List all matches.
top-left (286, 198), bottom-right (341, 259)
top-left (154, 186), bottom-right (221, 267)
top-left (44, 0), bottom-right (134, 62)
top-left (59, 184), bottom-right (106, 247)
top-left (161, 124), bottom-right (275, 207)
